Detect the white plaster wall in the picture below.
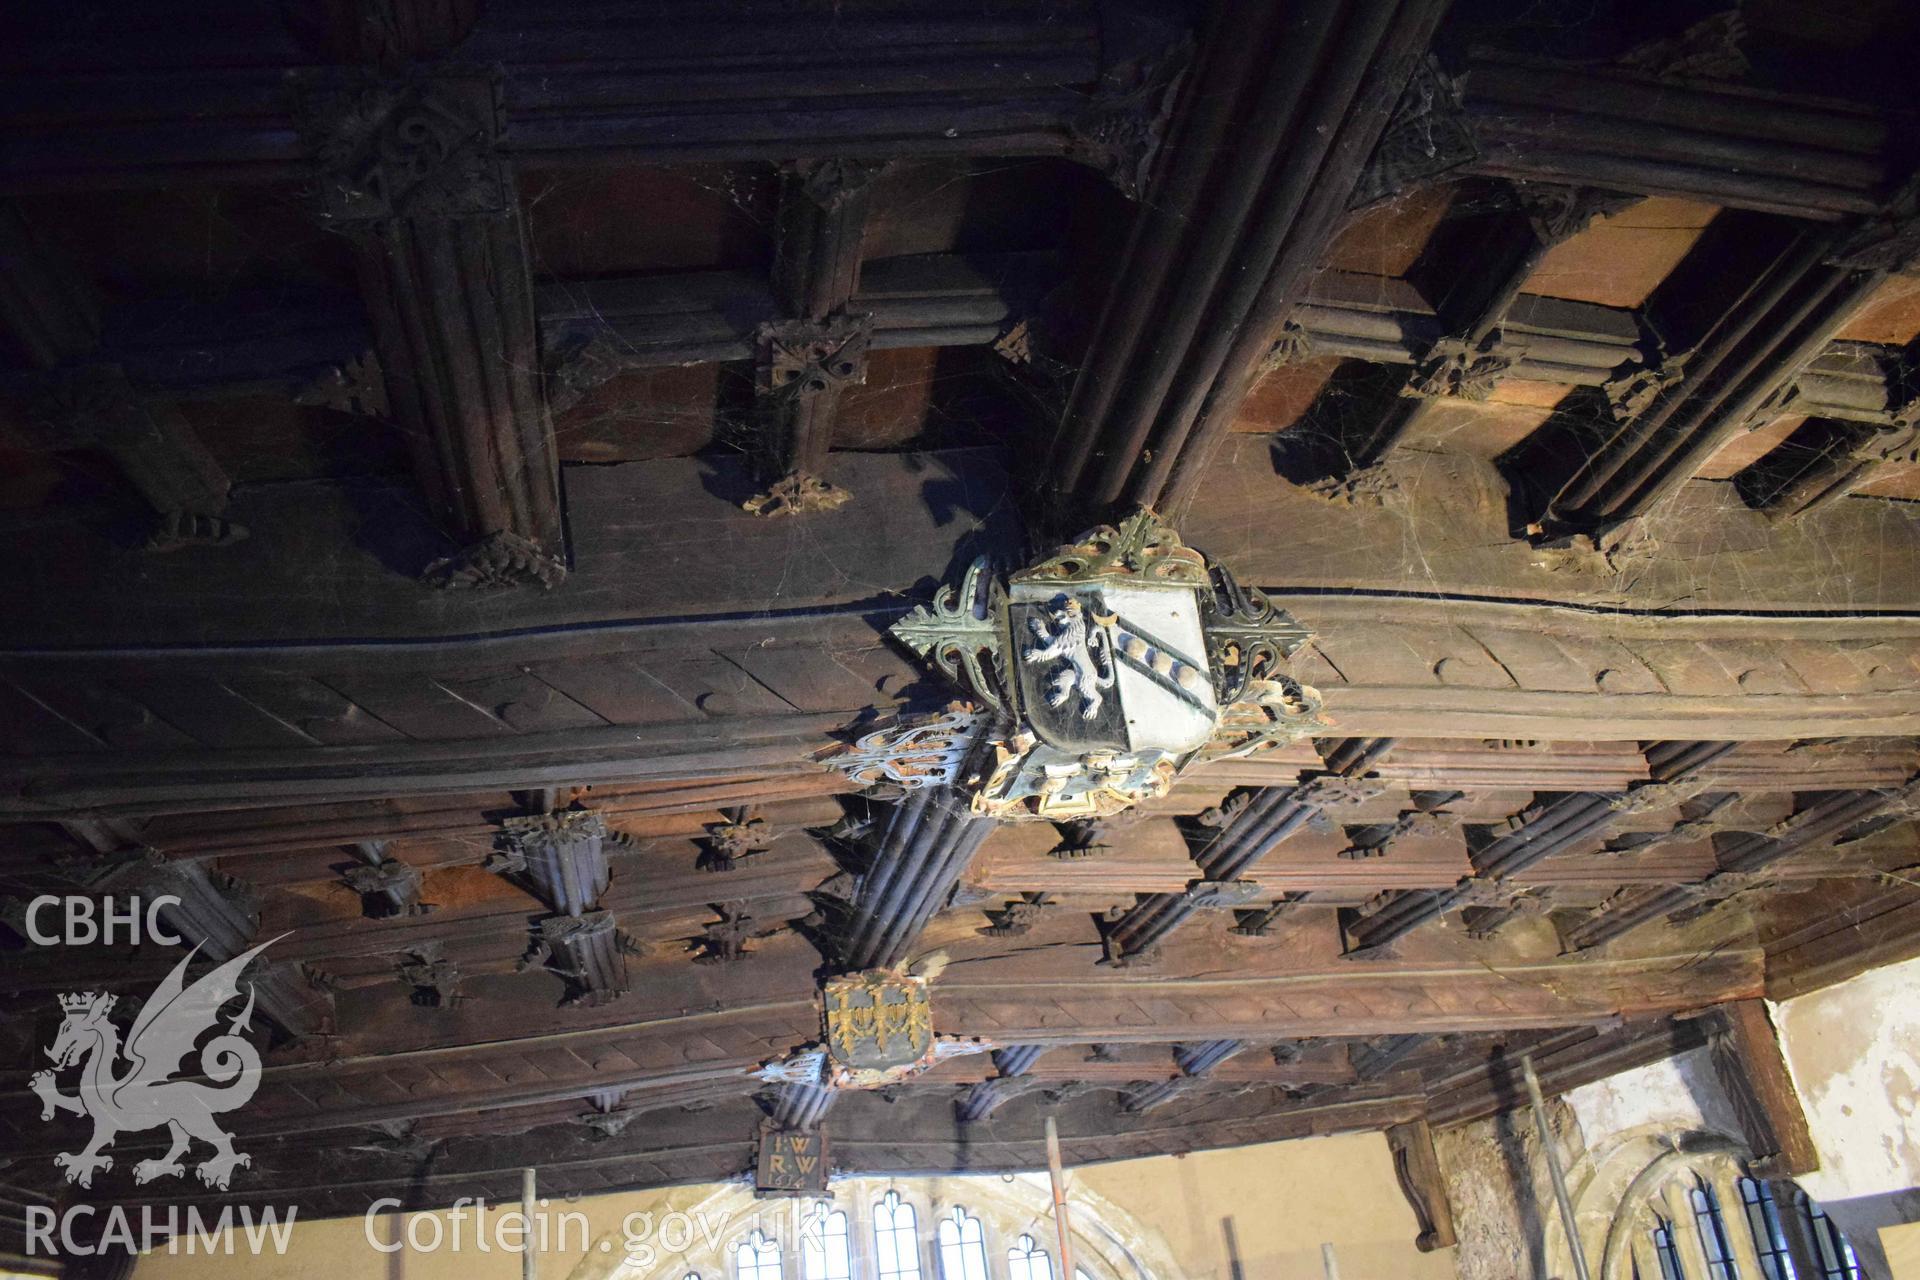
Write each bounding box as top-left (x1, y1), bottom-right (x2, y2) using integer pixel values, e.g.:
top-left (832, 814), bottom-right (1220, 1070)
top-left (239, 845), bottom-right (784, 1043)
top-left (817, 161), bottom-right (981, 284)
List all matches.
top-left (1772, 953), bottom-right (1920, 1204)
top-left (1564, 1045), bottom-right (1744, 1144)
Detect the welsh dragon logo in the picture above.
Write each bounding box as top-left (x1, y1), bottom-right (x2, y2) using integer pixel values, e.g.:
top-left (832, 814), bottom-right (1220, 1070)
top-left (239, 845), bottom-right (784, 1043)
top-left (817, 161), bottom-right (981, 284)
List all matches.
top-left (30, 939), bottom-right (275, 1190)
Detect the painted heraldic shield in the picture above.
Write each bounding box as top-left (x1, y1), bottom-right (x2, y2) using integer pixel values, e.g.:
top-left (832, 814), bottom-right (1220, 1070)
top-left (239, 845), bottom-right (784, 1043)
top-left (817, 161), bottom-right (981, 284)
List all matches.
top-left (1008, 579), bottom-right (1217, 757)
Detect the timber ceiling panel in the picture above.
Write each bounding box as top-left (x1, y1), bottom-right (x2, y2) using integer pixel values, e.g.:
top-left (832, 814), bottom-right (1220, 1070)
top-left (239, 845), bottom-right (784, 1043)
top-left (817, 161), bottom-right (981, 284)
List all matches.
top-left (0, 0), bottom-right (1918, 1258)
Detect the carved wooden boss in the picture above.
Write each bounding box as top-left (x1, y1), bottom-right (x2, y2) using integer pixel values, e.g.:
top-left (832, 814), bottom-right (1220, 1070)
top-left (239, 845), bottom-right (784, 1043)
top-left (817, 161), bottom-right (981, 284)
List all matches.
top-left (767, 512), bottom-right (1323, 1101)
top-left (846, 509), bottom-right (1322, 819)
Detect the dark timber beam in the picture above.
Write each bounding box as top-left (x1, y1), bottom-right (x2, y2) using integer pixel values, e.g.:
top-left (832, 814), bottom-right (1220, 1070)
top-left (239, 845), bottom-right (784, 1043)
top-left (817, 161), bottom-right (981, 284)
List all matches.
top-left (1102, 738), bottom-right (1395, 965)
top-left (1305, 181), bottom-right (1641, 490)
top-left (541, 253), bottom-right (1047, 409)
top-left (1423, 1017), bottom-right (1716, 1127)
top-left (301, 62), bottom-right (566, 585)
top-left (1558, 780), bottom-right (1919, 952)
top-left (1703, 1000), bottom-right (1819, 1179)
top-left (1052, 0), bottom-right (1452, 517)
top-left (1540, 216), bottom-right (1887, 535)
top-left (0, 4), bottom-right (1178, 191)
top-left (1345, 741), bottom-right (1735, 955)
top-left (1457, 51), bottom-right (1897, 220)
top-left (1290, 271), bottom-right (1647, 386)
top-left (7, 250), bottom-right (1036, 430)
top-left (76, 851), bottom-right (331, 1039)
top-left (742, 159), bottom-right (886, 515)
top-left (1735, 341), bottom-right (1920, 520)
top-left (0, 944), bottom-right (1766, 1156)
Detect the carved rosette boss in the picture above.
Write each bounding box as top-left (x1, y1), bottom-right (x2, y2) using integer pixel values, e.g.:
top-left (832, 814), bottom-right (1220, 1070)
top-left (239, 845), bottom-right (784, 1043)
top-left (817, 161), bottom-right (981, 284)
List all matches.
top-left (836, 510), bottom-right (1326, 821)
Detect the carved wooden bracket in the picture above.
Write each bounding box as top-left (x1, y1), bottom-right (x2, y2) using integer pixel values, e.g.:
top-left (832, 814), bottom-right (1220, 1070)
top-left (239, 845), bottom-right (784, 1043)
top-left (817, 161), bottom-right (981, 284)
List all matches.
top-left (980, 892), bottom-right (1050, 937)
top-left (424, 531), bottom-right (566, 590)
top-left (22, 363), bottom-right (239, 543)
top-left (1703, 1000), bottom-right (1819, 1179)
top-left (693, 903), bottom-right (764, 965)
top-left (1386, 1118), bottom-right (1459, 1252)
top-left (397, 946), bottom-right (460, 1008)
top-left (1514, 184), bottom-right (1639, 248)
top-left (1405, 340), bottom-right (1518, 401)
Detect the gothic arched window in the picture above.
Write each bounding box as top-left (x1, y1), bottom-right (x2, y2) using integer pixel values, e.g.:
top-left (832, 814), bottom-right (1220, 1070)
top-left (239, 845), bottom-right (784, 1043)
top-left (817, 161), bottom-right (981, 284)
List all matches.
top-left (1648, 1215), bottom-right (1686, 1280)
top-left (936, 1207), bottom-right (991, 1280)
top-left (801, 1209), bottom-right (853, 1280)
top-left (1007, 1233), bottom-right (1054, 1280)
top-left (1607, 1145), bottom-right (1864, 1280)
top-left (1800, 1194), bottom-right (1862, 1280)
top-left (735, 1230), bottom-right (783, 1280)
top-left (874, 1190), bottom-right (923, 1280)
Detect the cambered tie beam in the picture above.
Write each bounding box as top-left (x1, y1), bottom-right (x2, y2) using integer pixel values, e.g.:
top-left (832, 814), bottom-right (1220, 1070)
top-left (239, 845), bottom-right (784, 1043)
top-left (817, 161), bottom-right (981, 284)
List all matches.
top-left (0, 5), bottom-right (1153, 191)
top-left (1458, 52), bottom-right (1895, 221)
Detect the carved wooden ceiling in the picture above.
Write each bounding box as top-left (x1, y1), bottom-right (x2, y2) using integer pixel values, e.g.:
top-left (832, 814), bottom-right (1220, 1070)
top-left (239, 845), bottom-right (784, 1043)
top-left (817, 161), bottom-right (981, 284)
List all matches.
top-left (2, 0), bottom-right (1919, 1258)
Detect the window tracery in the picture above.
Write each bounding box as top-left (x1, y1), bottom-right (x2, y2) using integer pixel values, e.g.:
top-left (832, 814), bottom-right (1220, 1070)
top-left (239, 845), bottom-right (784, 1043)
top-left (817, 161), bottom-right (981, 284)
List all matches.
top-left (1007, 1232), bottom-right (1055, 1280)
top-left (1590, 1142), bottom-right (1862, 1280)
top-left (936, 1207), bottom-right (991, 1280)
top-left (802, 1208), bottom-right (853, 1280)
top-left (681, 1175), bottom-right (1151, 1280)
top-left (873, 1191), bottom-right (922, 1280)
top-left (737, 1230), bottom-right (783, 1280)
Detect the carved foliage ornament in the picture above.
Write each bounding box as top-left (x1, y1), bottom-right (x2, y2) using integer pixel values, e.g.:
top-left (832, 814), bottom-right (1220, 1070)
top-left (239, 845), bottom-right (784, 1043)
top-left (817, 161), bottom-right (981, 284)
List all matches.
top-left (298, 73), bottom-right (508, 222)
top-left (827, 708), bottom-right (986, 792)
top-left (757, 315), bottom-right (871, 401)
top-left (1514, 184), bottom-right (1639, 248)
top-left (1827, 174), bottom-right (1920, 275)
top-left (1607, 777), bottom-right (1712, 815)
top-left (871, 511), bottom-right (1323, 821)
top-left (1851, 421), bottom-right (1920, 467)
top-left (1350, 55), bottom-right (1478, 211)
top-left (1066, 35), bottom-right (1193, 200)
top-left (1406, 339), bottom-right (1517, 402)
top-left (1617, 11), bottom-right (1751, 82)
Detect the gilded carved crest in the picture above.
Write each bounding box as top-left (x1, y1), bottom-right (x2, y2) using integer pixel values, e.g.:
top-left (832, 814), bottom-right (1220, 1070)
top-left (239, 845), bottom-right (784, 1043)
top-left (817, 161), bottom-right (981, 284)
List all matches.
top-left (859, 509), bottom-right (1326, 821)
